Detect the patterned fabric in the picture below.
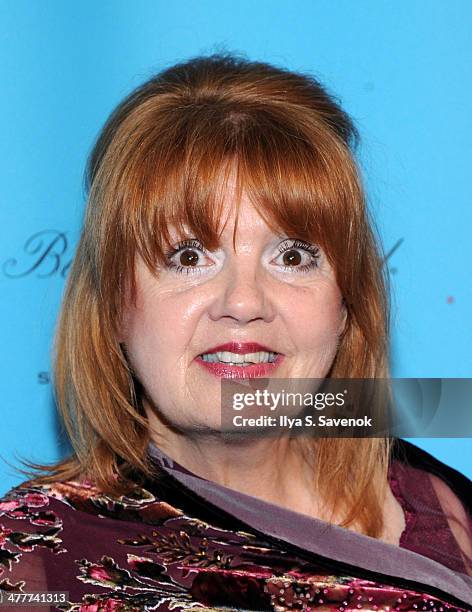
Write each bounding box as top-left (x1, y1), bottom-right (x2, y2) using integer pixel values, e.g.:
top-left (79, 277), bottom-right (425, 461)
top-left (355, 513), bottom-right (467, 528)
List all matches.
top-left (0, 442), bottom-right (471, 611)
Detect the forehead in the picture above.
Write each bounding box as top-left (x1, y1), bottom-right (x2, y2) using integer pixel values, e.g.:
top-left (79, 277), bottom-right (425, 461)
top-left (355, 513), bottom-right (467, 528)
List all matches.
top-left (170, 177), bottom-right (279, 244)
top-left (215, 192), bottom-right (273, 240)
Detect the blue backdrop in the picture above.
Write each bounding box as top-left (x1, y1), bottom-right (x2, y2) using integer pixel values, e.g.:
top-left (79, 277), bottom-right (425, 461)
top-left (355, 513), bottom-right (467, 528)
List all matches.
top-left (1, 0), bottom-right (471, 494)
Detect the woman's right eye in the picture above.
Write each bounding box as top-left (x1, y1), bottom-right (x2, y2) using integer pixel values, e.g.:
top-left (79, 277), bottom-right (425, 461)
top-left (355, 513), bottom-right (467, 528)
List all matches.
top-left (164, 239), bottom-right (211, 275)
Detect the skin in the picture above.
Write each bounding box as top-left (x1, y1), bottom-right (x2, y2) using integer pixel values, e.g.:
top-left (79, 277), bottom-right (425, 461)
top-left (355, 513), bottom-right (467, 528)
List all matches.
top-left (120, 183), bottom-right (405, 544)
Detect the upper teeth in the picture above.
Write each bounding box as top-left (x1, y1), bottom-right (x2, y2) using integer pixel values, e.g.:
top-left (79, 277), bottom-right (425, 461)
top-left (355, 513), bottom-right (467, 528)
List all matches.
top-left (200, 351), bottom-right (277, 364)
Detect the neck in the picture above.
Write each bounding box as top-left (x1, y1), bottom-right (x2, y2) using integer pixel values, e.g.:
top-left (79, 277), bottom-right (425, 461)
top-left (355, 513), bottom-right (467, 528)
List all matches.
top-left (148, 423), bottom-right (325, 519)
top-left (145, 408), bottom-right (398, 541)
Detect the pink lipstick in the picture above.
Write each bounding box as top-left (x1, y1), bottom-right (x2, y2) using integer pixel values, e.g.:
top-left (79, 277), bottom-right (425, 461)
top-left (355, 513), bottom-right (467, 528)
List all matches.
top-left (195, 341), bottom-right (284, 379)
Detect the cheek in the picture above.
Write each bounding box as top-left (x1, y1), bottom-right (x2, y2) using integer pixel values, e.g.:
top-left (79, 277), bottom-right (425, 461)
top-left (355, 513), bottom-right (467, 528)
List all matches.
top-left (122, 292), bottom-right (196, 375)
top-left (286, 284), bottom-right (344, 348)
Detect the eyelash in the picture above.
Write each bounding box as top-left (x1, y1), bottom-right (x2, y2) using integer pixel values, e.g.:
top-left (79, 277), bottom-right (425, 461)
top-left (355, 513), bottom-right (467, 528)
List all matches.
top-left (277, 239), bottom-right (320, 273)
top-left (164, 239), bottom-right (207, 275)
top-left (164, 238), bottom-right (320, 275)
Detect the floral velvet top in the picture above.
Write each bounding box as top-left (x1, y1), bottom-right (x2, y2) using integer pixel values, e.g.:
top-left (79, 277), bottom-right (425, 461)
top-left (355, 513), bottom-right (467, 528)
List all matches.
top-left (0, 439), bottom-right (471, 611)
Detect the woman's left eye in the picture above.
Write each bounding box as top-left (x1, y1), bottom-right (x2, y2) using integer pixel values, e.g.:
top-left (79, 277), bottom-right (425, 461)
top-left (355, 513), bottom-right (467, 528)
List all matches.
top-left (273, 239), bottom-right (320, 273)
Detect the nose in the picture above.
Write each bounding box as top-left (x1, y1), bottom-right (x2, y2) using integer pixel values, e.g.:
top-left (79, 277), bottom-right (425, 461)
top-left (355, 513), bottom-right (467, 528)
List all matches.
top-left (208, 257), bottom-right (275, 325)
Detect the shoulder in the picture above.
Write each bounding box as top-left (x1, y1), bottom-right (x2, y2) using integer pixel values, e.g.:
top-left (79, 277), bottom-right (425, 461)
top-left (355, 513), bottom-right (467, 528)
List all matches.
top-left (0, 481), bottom-right (70, 593)
top-left (0, 479), bottom-right (96, 565)
top-left (0, 476), bottom-right (187, 599)
top-left (1, 478), bottom-right (103, 519)
top-left (390, 438), bottom-right (472, 511)
top-left (389, 439), bottom-right (472, 574)
top-left (0, 475), bottom-right (184, 530)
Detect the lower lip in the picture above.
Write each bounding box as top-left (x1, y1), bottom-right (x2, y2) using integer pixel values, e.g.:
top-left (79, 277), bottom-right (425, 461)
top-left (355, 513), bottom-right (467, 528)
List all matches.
top-left (195, 354), bottom-right (284, 379)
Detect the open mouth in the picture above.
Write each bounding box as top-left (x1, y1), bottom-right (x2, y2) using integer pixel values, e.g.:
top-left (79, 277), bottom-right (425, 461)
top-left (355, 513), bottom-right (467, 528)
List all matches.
top-left (198, 350), bottom-right (279, 366)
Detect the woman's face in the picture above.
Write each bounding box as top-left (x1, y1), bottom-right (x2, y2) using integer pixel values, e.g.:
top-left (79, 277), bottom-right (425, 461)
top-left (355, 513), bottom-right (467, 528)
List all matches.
top-left (121, 187), bottom-right (347, 434)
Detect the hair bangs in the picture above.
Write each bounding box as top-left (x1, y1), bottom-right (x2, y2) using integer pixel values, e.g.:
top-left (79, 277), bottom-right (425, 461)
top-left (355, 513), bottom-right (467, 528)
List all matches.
top-left (234, 113), bottom-right (362, 271)
top-left (119, 102), bottom-right (361, 298)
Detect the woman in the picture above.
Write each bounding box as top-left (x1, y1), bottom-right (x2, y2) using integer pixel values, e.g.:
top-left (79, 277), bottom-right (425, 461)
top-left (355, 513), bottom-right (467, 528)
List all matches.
top-left (1, 53), bottom-right (471, 611)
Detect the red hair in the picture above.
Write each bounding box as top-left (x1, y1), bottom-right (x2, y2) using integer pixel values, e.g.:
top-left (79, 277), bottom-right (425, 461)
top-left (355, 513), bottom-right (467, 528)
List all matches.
top-left (29, 53), bottom-right (392, 537)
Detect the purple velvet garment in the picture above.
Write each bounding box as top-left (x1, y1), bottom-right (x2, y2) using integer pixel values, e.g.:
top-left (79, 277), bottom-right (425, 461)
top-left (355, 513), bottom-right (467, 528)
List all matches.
top-left (0, 439), bottom-right (471, 611)
top-left (388, 458), bottom-right (472, 575)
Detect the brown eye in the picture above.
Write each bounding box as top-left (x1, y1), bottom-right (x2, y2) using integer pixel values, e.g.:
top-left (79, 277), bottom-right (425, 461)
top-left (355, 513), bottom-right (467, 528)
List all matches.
top-left (282, 250), bottom-right (302, 267)
top-left (275, 239), bottom-right (321, 274)
top-left (179, 249), bottom-right (200, 267)
top-left (164, 239), bottom-right (210, 275)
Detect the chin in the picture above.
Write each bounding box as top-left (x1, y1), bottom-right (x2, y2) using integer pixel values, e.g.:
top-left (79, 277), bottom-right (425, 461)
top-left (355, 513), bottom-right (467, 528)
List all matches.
top-left (175, 417), bottom-right (224, 434)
